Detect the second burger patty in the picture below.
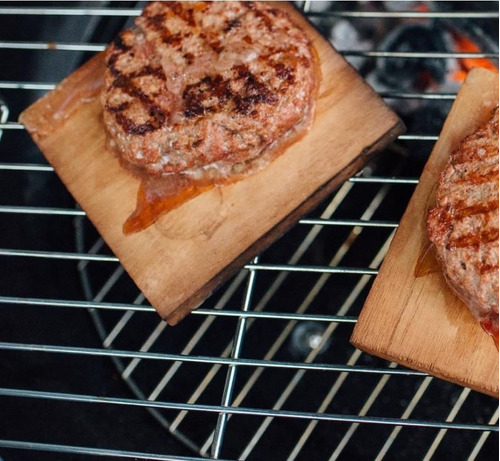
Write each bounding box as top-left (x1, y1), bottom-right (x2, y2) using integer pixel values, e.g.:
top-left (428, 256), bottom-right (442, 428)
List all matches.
top-left (102, 1), bottom-right (318, 178)
top-left (427, 106), bottom-right (499, 334)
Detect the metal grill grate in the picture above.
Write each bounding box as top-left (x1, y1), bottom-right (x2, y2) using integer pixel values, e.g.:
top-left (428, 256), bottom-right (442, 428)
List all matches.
top-left (0, 2), bottom-right (498, 460)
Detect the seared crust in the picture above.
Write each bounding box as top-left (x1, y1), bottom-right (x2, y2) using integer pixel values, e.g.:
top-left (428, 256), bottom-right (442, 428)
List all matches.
top-left (102, 1), bottom-right (317, 177)
top-left (427, 106), bottom-right (499, 330)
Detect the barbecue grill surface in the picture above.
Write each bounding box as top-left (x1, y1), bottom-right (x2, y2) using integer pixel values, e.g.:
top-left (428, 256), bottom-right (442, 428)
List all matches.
top-left (0, 2), bottom-right (498, 460)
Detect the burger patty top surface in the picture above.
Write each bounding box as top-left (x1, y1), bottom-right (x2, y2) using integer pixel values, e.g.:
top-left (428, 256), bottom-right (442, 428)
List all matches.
top-left (102, 1), bottom-right (318, 178)
top-left (427, 106), bottom-right (499, 339)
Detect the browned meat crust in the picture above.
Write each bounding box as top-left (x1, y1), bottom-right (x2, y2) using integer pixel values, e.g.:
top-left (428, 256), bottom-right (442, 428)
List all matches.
top-left (101, 1), bottom-right (318, 178)
top-left (427, 106), bottom-right (499, 337)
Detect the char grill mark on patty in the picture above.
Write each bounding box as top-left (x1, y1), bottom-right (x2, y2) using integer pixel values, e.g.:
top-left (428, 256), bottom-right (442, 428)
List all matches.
top-left (105, 59), bottom-right (167, 136)
top-left (224, 18), bottom-right (241, 33)
top-left (183, 74), bottom-right (232, 119)
top-left (232, 64), bottom-right (278, 115)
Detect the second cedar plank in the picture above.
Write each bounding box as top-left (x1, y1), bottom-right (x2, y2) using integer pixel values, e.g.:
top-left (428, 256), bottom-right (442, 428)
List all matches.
top-left (351, 68), bottom-right (499, 397)
top-left (20, 3), bottom-right (404, 324)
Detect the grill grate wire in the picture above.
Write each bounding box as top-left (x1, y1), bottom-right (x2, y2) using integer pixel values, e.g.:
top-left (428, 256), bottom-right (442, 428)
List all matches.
top-left (0, 2), bottom-right (498, 460)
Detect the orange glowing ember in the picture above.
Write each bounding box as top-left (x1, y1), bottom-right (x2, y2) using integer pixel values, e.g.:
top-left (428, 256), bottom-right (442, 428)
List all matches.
top-left (451, 31), bottom-right (498, 81)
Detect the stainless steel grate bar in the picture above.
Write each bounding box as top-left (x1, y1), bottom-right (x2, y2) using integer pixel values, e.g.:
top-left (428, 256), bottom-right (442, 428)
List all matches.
top-left (1, 387), bottom-right (496, 431)
top-left (0, 40), bottom-right (106, 51)
top-left (0, 440), bottom-right (223, 461)
top-left (0, 205), bottom-right (84, 216)
top-left (0, 295), bottom-right (154, 313)
top-left (0, 122), bottom-right (24, 129)
top-left (308, 11), bottom-right (499, 19)
top-left (246, 263), bottom-right (378, 275)
top-left (0, 40), bottom-right (496, 60)
top-left (0, 7), bottom-right (496, 19)
top-left (346, 51), bottom-right (498, 59)
top-left (0, 7), bottom-right (142, 17)
top-left (398, 134), bottom-right (438, 141)
top-left (0, 294), bottom-right (361, 322)
top-left (0, 162), bottom-right (53, 171)
top-left (0, 341), bottom-right (425, 376)
top-left (348, 176), bottom-right (420, 184)
top-left (0, 245), bottom-right (381, 274)
top-left (0, 81), bottom-right (56, 90)
top-left (0, 248), bottom-right (119, 262)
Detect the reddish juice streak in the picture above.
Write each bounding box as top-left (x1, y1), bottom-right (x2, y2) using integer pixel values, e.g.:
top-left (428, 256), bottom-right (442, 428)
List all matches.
top-left (481, 319), bottom-right (499, 350)
top-left (414, 242), bottom-right (441, 278)
top-left (123, 176), bottom-right (214, 235)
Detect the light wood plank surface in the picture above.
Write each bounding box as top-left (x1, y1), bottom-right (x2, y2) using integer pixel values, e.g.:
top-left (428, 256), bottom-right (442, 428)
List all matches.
top-left (351, 68), bottom-right (499, 398)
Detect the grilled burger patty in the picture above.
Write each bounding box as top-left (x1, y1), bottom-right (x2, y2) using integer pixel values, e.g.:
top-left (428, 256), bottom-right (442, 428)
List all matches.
top-left (102, 1), bottom-right (318, 178)
top-left (427, 106), bottom-right (499, 337)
